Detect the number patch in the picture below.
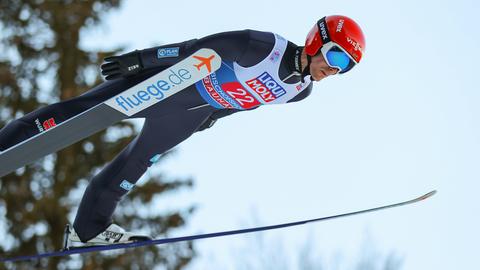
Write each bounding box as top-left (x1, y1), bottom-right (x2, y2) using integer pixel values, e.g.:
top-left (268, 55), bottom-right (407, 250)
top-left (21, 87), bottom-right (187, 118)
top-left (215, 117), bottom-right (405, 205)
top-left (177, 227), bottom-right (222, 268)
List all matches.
top-left (222, 82), bottom-right (261, 109)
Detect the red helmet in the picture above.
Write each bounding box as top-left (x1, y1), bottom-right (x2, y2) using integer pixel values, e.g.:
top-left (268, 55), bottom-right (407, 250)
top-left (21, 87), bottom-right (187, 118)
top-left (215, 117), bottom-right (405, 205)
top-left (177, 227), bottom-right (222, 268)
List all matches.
top-left (305, 15), bottom-right (366, 65)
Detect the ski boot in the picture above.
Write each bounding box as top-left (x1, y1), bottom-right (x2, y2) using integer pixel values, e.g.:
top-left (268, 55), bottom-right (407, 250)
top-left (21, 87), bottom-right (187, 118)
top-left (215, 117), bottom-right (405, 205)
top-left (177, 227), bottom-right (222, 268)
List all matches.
top-left (63, 224), bottom-right (152, 250)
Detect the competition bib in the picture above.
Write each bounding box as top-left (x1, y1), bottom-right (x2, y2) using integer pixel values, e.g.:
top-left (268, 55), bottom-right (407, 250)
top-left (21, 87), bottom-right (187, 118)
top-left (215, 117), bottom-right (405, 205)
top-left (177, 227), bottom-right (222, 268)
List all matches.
top-left (195, 34), bottom-right (311, 110)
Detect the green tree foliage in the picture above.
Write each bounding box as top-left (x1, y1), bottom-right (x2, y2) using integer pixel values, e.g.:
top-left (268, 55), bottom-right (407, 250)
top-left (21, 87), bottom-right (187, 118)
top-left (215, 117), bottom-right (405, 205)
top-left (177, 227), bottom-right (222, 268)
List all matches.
top-left (0, 1), bottom-right (195, 269)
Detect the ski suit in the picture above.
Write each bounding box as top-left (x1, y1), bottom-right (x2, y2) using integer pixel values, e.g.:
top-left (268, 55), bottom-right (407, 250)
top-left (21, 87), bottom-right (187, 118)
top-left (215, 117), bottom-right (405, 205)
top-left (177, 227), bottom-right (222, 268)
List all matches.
top-left (0, 30), bottom-right (313, 241)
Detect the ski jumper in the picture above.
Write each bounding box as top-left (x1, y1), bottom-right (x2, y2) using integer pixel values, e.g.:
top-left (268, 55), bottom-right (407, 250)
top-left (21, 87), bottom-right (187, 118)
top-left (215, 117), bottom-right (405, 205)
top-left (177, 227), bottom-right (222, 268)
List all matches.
top-left (0, 30), bottom-right (313, 241)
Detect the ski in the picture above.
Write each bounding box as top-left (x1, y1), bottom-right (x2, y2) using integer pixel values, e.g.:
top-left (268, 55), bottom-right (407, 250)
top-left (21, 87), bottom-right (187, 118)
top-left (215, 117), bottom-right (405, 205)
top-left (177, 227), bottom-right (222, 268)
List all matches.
top-left (0, 48), bottom-right (221, 178)
top-left (0, 190), bottom-right (436, 263)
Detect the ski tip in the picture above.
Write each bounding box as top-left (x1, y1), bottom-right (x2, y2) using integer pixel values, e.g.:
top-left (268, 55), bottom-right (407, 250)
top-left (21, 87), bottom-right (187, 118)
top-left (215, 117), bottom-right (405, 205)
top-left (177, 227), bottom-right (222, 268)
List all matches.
top-left (417, 190), bottom-right (437, 201)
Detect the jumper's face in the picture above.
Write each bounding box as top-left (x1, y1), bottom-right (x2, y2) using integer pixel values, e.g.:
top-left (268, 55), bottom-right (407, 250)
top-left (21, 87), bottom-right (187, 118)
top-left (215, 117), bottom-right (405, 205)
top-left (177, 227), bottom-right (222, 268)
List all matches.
top-left (309, 53), bottom-right (339, 81)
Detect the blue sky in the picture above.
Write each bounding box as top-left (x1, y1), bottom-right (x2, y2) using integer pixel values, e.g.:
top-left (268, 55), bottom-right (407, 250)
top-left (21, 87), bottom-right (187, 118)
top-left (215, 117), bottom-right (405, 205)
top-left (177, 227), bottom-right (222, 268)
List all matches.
top-left (80, 0), bottom-right (480, 269)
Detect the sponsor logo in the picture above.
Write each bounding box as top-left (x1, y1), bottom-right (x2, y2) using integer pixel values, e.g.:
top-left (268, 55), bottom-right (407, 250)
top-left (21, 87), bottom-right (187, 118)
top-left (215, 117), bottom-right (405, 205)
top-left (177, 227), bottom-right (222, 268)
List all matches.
top-left (35, 117), bottom-right (56, 132)
top-left (113, 68), bottom-right (192, 112)
top-left (43, 118), bottom-right (56, 130)
top-left (294, 48), bottom-right (302, 72)
top-left (101, 230), bottom-right (123, 241)
top-left (120, 180), bottom-right (135, 191)
top-left (246, 72), bottom-right (286, 102)
top-left (128, 64), bottom-right (140, 72)
top-left (157, 47), bottom-right (179, 58)
top-left (296, 79), bottom-right (310, 91)
top-left (127, 64), bottom-right (140, 71)
top-left (269, 50), bottom-right (281, 62)
top-left (35, 119), bottom-right (43, 132)
top-left (347, 37), bottom-right (363, 52)
top-left (202, 75), bottom-right (234, 109)
top-left (149, 154), bottom-right (161, 164)
top-left (336, 19), bottom-right (344, 32)
top-left (319, 21), bottom-right (329, 41)
top-left (106, 49), bottom-right (219, 116)
top-left (193, 55), bottom-right (215, 73)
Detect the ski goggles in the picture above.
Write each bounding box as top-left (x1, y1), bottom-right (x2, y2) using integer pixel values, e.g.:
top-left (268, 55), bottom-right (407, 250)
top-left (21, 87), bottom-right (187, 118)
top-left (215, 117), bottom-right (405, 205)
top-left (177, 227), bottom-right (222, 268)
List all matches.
top-left (320, 42), bottom-right (357, 74)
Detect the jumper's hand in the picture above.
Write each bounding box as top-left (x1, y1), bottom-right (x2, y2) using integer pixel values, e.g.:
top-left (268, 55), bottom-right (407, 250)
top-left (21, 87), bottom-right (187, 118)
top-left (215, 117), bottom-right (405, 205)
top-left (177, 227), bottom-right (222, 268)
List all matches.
top-left (101, 50), bottom-right (143, 80)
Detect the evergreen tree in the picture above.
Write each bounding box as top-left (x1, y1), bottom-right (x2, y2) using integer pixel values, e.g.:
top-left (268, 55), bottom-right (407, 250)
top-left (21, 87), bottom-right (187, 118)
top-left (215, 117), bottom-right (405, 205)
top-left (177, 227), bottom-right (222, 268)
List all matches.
top-left (0, 1), bottom-right (195, 269)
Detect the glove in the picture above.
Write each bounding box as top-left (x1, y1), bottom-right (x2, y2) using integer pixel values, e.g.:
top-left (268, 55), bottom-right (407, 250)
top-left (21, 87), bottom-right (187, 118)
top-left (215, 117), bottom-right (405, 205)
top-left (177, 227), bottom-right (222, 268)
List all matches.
top-left (101, 50), bottom-right (144, 80)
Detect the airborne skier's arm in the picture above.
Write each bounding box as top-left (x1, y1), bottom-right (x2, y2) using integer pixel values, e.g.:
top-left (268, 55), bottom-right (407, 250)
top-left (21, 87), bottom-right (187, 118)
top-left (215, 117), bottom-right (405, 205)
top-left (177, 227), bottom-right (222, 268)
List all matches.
top-left (101, 30), bottom-right (271, 130)
top-left (101, 30), bottom-right (252, 80)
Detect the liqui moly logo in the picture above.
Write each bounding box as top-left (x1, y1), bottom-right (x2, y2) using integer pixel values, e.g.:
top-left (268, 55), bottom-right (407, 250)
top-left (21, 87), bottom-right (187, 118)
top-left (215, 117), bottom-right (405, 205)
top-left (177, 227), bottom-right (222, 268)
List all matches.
top-left (246, 72), bottom-right (286, 102)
